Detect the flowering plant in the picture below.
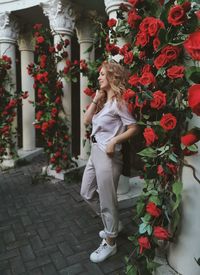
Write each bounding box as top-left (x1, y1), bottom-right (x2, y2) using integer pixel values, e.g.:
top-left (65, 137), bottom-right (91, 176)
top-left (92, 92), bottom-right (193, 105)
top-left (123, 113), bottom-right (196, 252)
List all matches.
top-left (81, 0), bottom-right (200, 273)
top-left (0, 55), bottom-right (28, 162)
top-left (28, 24), bottom-right (75, 173)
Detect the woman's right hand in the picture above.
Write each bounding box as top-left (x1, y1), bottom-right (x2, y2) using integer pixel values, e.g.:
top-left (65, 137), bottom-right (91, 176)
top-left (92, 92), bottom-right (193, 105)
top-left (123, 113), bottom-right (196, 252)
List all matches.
top-left (93, 89), bottom-right (106, 103)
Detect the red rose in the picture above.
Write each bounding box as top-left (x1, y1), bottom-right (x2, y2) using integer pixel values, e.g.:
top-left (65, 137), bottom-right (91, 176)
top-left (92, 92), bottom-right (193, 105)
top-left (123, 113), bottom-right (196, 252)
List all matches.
top-left (135, 31), bottom-right (149, 47)
top-left (138, 236), bottom-right (151, 254)
top-left (41, 122), bottom-right (49, 132)
top-left (84, 87), bottom-right (94, 97)
top-left (161, 45), bottom-right (181, 62)
top-left (167, 65), bottom-right (185, 79)
top-left (188, 84), bottom-right (200, 116)
top-left (153, 226), bottom-right (170, 240)
top-left (128, 0), bottom-right (138, 7)
top-left (106, 43), bottom-right (120, 56)
top-left (123, 89), bottom-right (135, 101)
top-left (184, 31), bottom-right (200, 61)
top-left (119, 43), bottom-right (131, 55)
top-left (167, 163), bottom-right (178, 174)
top-left (36, 36), bottom-right (45, 44)
top-left (160, 113), bottom-right (177, 131)
top-left (168, 5), bottom-right (186, 26)
top-left (143, 127), bottom-right (158, 146)
top-left (154, 54), bottom-right (168, 69)
top-left (148, 18), bottom-right (164, 37)
top-left (150, 90), bottom-right (166, 110)
top-left (107, 18), bottom-right (117, 28)
top-left (153, 37), bottom-right (160, 51)
top-left (139, 72), bottom-right (155, 86)
top-left (157, 165), bottom-right (165, 176)
top-left (128, 74), bottom-right (139, 86)
top-left (56, 166), bottom-right (62, 173)
top-left (127, 10), bottom-right (141, 28)
top-left (146, 202), bottom-right (161, 217)
top-left (36, 111), bottom-right (43, 121)
top-left (124, 51), bottom-right (134, 64)
top-left (181, 130), bottom-right (200, 146)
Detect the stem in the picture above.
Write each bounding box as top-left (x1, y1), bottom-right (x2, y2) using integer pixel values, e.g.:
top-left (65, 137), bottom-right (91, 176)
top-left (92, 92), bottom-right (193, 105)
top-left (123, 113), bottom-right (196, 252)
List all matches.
top-left (166, 254), bottom-right (183, 275)
top-left (182, 160), bottom-right (200, 184)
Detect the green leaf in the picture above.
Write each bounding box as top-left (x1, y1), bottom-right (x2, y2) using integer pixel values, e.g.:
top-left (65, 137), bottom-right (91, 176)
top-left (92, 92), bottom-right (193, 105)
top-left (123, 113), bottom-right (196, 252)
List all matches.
top-left (172, 181), bottom-right (183, 211)
top-left (171, 208), bottom-right (180, 232)
top-left (126, 264), bottom-right (137, 275)
top-left (137, 148), bottom-right (157, 157)
top-left (141, 213), bottom-right (151, 223)
top-left (136, 201), bottom-right (145, 216)
top-left (139, 223), bottom-right (148, 234)
top-left (185, 66), bottom-right (200, 84)
top-left (187, 144), bottom-right (198, 152)
top-left (147, 261), bottom-right (162, 271)
top-left (146, 224), bottom-right (153, 236)
top-left (149, 195), bottom-right (161, 205)
top-left (168, 152), bottom-right (178, 163)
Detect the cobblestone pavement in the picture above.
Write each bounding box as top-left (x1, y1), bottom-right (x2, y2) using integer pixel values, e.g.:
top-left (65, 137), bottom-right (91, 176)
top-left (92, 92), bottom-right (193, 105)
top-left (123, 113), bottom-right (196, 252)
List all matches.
top-left (0, 154), bottom-right (136, 275)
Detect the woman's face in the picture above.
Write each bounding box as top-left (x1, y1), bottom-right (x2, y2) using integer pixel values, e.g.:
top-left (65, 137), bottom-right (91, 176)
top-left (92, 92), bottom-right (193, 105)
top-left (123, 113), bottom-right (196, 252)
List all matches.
top-left (98, 67), bottom-right (110, 90)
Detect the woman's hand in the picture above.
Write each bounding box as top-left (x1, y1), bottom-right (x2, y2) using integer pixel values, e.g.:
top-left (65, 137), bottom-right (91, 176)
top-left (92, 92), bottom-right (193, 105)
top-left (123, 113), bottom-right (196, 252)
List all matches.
top-left (93, 89), bottom-right (106, 103)
top-left (106, 138), bottom-right (117, 157)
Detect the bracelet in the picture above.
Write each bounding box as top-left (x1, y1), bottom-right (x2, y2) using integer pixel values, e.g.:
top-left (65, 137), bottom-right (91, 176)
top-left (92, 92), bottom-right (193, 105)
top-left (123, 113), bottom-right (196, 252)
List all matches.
top-left (92, 100), bottom-right (97, 105)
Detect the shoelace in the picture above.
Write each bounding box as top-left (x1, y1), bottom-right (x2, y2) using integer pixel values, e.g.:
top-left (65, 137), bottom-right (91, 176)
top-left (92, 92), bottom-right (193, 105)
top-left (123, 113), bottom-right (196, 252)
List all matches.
top-left (95, 241), bottom-right (107, 254)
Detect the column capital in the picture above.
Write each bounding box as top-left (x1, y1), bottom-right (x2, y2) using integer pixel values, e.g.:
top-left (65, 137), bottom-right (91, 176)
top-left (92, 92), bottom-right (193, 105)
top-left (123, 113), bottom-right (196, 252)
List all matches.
top-left (41, 0), bottom-right (75, 36)
top-left (18, 31), bottom-right (35, 52)
top-left (104, 0), bottom-right (132, 16)
top-left (0, 12), bottom-right (19, 44)
top-left (76, 17), bottom-right (96, 44)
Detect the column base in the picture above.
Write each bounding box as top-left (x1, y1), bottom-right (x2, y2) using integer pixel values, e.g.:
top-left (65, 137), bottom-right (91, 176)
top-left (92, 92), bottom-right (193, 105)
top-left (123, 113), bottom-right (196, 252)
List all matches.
top-left (118, 176), bottom-right (144, 209)
top-left (46, 158), bottom-right (87, 181)
top-left (0, 148), bottom-right (43, 170)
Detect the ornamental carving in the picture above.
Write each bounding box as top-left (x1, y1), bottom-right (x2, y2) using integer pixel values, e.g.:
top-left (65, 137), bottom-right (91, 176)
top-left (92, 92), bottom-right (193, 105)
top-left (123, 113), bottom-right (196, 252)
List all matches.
top-left (104, 0), bottom-right (131, 15)
top-left (0, 12), bottom-right (19, 42)
top-left (41, 0), bottom-right (75, 35)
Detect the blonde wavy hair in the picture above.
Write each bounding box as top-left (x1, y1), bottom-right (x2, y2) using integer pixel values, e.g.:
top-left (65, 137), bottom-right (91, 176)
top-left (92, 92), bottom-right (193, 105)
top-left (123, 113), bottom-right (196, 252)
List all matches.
top-left (96, 60), bottom-right (129, 113)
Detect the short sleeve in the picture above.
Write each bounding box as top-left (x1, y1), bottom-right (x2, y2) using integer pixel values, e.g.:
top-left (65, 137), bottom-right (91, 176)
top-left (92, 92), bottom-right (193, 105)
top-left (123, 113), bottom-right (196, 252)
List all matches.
top-left (116, 101), bottom-right (137, 126)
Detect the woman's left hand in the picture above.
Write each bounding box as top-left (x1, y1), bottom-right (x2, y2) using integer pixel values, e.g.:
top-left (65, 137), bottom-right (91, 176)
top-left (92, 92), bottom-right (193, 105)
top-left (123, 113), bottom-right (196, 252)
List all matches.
top-left (106, 139), bottom-right (117, 157)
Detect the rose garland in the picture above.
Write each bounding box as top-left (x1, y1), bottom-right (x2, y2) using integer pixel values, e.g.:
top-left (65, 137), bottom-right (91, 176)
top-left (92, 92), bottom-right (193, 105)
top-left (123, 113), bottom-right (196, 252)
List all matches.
top-left (81, 0), bottom-right (200, 274)
top-left (0, 55), bottom-right (28, 163)
top-left (28, 24), bottom-right (77, 173)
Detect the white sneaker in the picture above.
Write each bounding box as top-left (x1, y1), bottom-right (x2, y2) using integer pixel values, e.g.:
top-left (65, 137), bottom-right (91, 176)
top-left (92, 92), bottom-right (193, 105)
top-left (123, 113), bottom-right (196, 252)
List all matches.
top-left (90, 239), bottom-right (117, 263)
top-left (99, 220), bottom-right (124, 239)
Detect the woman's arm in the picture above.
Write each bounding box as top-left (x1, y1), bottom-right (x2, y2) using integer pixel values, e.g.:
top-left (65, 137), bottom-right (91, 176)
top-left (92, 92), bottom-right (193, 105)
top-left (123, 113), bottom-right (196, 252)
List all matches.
top-left (106, 124), bottom-right (139, 156)
top-left (83, 90), bottom-right (105, 125)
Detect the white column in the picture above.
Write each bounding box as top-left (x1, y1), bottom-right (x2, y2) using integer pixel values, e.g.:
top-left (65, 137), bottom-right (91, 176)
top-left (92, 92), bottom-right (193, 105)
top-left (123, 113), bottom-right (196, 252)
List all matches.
top-left (104, 0), bottom-right (133, 195)
top-left (18, 32), bottom-right (35, 151)
top-left (168, 63), bottom-right (200, 275)
top-left (41, 0), bottom-right (75, 136)
top-left (0, 12), bottom-right (19, 166)
top-left (76, 18), bottom-right (95, 160)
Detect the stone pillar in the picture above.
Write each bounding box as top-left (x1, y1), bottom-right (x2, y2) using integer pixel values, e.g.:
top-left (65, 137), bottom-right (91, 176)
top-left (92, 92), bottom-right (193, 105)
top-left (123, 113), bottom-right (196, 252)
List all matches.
top-left (0, 12), bottom-right (19, 166)
top-left (168, 62), bottom-right (200, 275)
top-left (76, 17), bottom-right (95, 160)
top-left (104, 0), bottom-right (133, 195)
top-left (41, 0), bottom-right (75, 136)
top-left (18, 32), bottom-right (35, 151)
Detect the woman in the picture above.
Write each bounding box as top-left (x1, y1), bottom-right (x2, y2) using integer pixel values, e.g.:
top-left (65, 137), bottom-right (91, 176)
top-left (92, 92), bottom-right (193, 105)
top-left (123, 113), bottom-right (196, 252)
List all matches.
top-left (80, 61), bottom-right (138, 263)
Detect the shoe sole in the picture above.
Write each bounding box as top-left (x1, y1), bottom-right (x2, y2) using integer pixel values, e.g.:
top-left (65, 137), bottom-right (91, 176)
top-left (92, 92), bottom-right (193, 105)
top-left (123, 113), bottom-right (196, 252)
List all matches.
top-left (90, 247), bottom-right (117, 263)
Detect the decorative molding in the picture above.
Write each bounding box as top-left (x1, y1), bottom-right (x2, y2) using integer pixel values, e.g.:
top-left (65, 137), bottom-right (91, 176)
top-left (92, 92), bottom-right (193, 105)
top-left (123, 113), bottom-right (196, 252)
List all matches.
top-left (18, 31), bottom-right (35, 52)
top-left (40, 0), bottom-right (75, 36)
top-left (104, 0), bottom-right (132, 16)
top-left (76, 17), bottom-right (96, 44)
top-left (0, 12), bottom-right (19, 43)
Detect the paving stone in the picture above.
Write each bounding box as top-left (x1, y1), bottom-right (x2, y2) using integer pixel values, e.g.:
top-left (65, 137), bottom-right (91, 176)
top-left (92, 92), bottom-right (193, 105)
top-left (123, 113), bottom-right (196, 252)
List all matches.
top-left (41, 263), bottom-right (58, 275)
top-left (10, 256), bottom-right (26, 274)
top-left (50, 251), bottom-right (67, 270)
top-left (59, 263), bottom-right (85, 275)
top-left (0, 154), bottom-right (137, 275)
top-left (20, 244), bottom-right (35, 261)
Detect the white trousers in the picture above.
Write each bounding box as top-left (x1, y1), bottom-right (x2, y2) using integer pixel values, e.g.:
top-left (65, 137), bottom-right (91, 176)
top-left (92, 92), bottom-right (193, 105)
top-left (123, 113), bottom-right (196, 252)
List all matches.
top-left (80, 143), bottom-right (123, 238)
